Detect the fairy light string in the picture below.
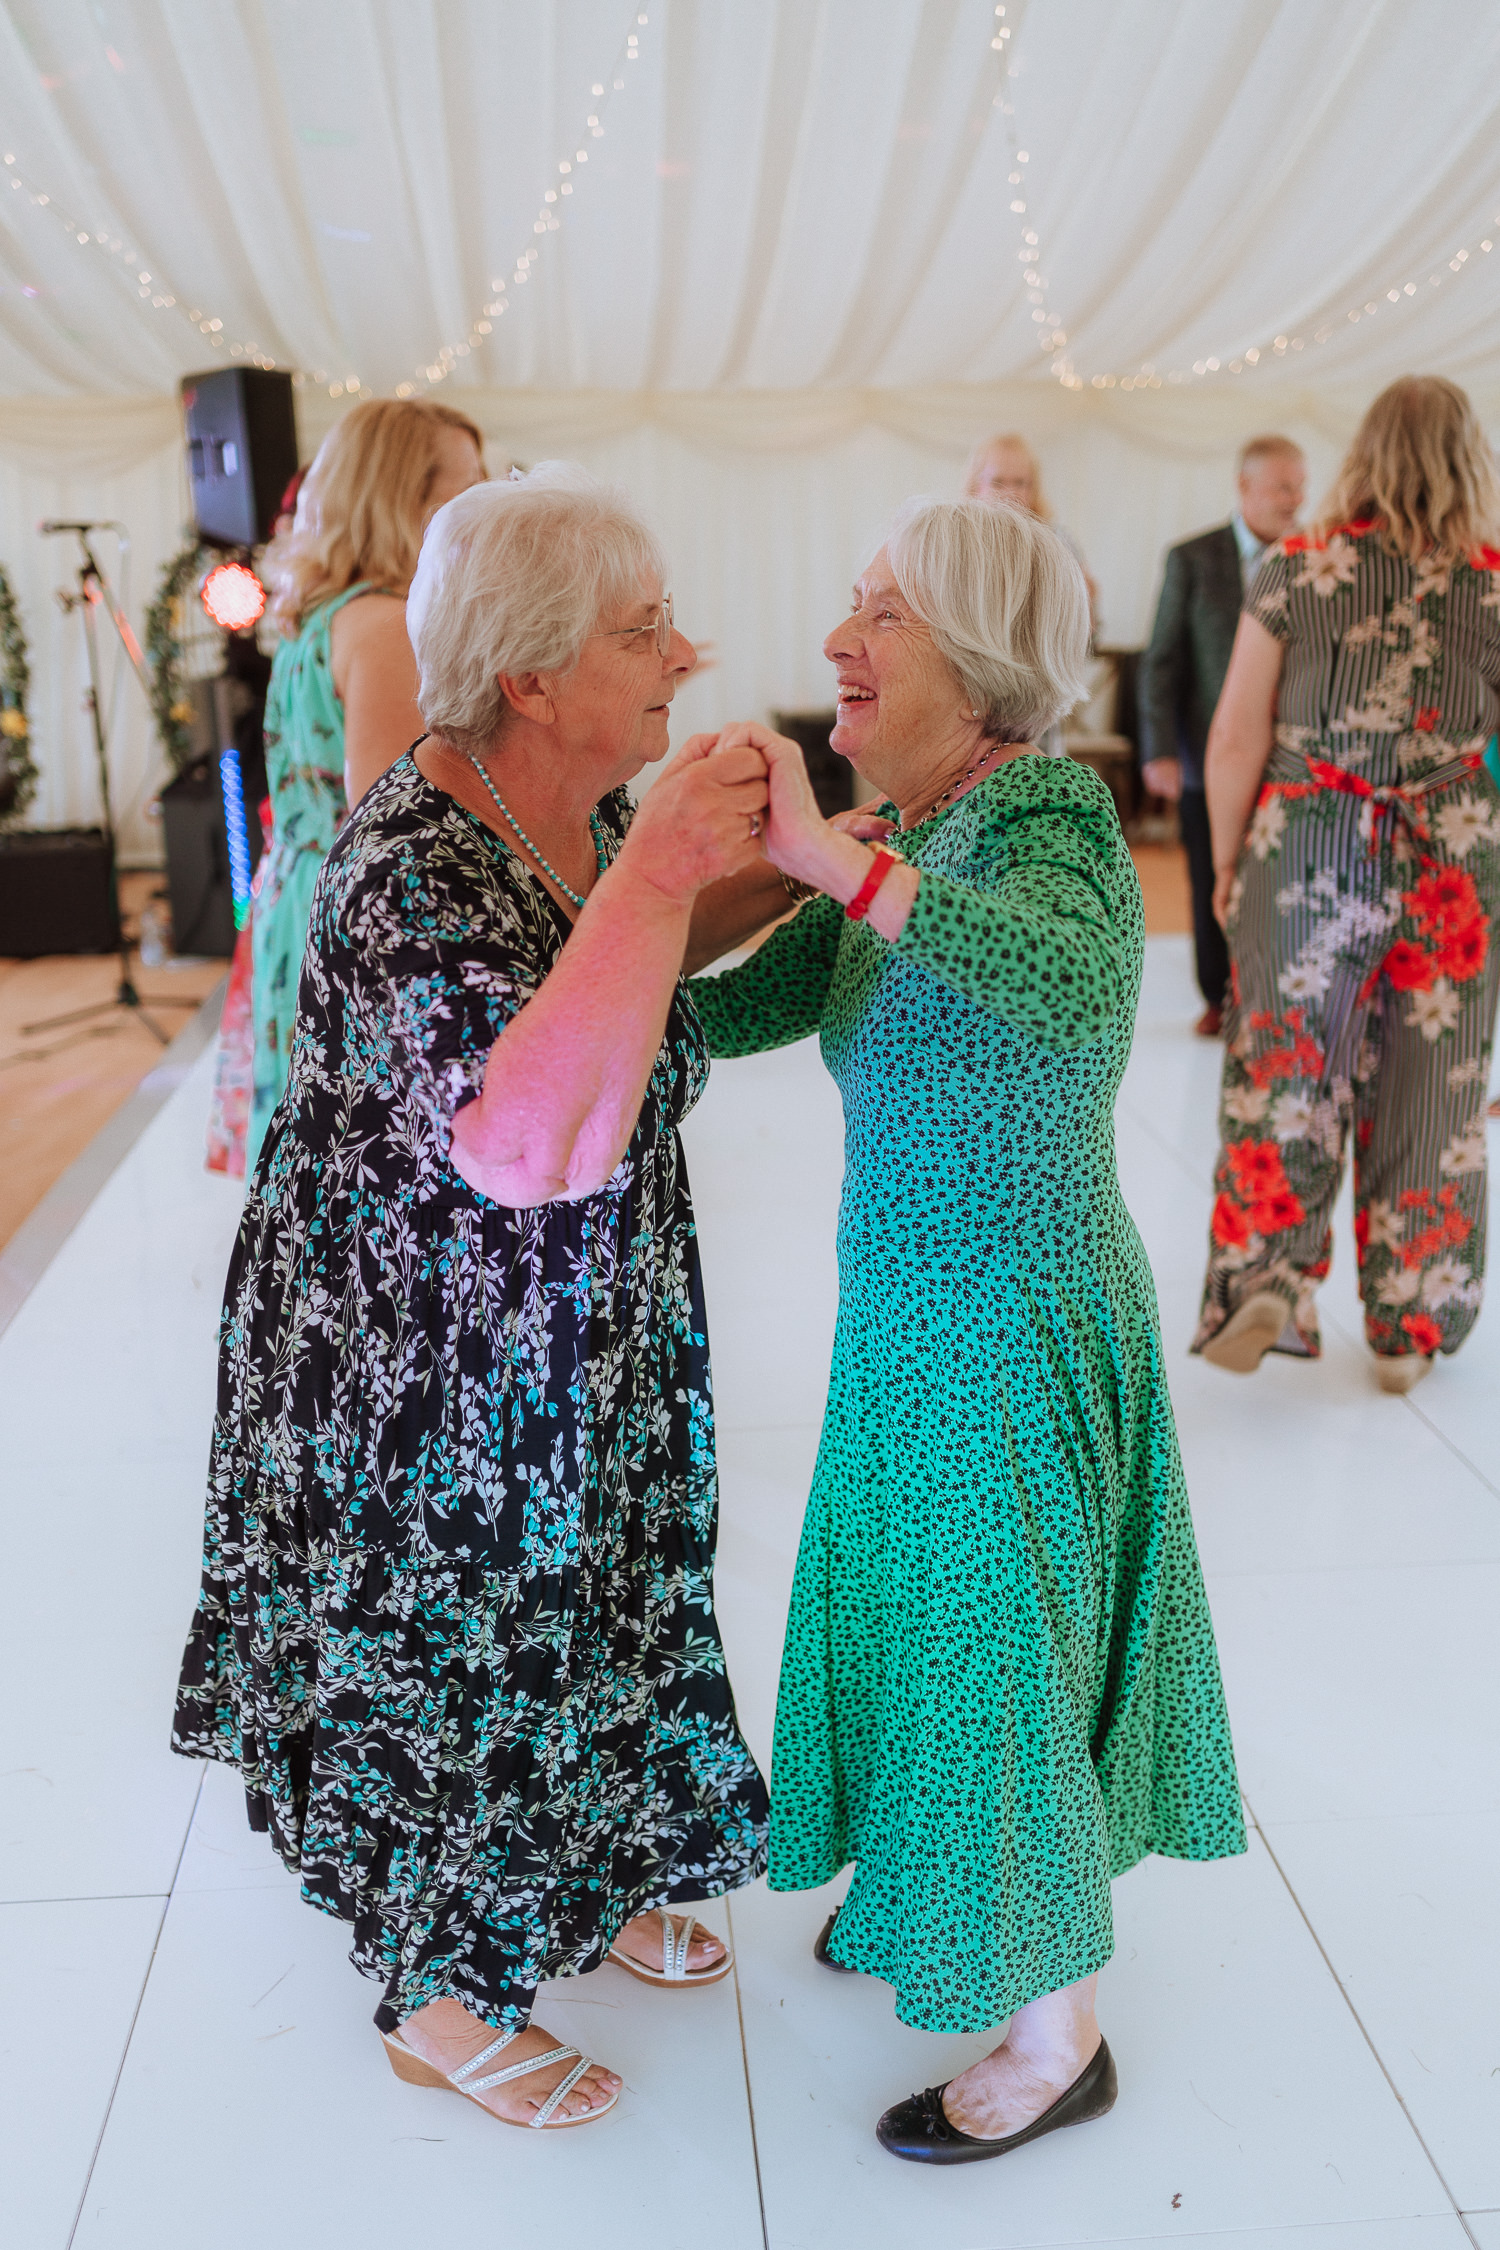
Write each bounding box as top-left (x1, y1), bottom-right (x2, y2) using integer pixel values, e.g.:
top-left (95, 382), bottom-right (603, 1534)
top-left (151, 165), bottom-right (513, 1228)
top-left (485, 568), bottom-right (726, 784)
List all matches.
top-left (396, 4), bottom-right (652, 397)
top-left (0, 4), bottom-right (650, 403)
top-left (0, 147), bottom-right (282, 372)
top-left (7, 9), bottom-right (1490, 402)
top-left (990, 13), bottom-right (1499, 393)
top-left (1052, 225), bottom-right (1499, 392)
top-left (989, 2), bottom-right (1070, 369)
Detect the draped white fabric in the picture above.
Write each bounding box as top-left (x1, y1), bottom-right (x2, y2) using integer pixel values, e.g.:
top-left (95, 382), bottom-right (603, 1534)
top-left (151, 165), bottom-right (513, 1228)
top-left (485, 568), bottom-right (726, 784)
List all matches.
top-left (1, 0), bottom-right (1498, 846)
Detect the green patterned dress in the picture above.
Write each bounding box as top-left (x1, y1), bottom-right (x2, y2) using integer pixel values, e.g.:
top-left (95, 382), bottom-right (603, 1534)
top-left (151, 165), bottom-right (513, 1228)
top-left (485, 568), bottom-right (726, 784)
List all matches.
top-left (246, 584), bottom-right (374, 1175)
top-left (692, 751), bottom-right (1245, 2035)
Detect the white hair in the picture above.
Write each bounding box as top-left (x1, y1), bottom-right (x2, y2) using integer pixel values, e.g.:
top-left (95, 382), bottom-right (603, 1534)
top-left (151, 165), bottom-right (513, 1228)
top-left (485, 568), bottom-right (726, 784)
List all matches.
top-left (407, 462), bottom-right (667, 750)
top-left (882, 496), bottom-right (1090, 743)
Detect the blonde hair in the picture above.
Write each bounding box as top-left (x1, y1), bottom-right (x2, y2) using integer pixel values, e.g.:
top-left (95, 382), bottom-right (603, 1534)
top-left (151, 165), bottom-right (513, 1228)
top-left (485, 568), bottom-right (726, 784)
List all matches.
top-left (408, 463), bottom-right (667, 754)
top-left (963, 433), bottom-right (1053, 522)
top-left (884, 497), bottom-right (1090, 743)
top-left (263, 398), bottom-right (485, 635)
top-left (1313, 377), bottom-right (1500, 563)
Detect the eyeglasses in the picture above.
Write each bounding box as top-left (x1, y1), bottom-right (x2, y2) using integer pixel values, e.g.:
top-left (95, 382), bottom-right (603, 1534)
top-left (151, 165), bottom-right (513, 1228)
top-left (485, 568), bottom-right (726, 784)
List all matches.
top-left (597, 593), bottom-right (674, 657)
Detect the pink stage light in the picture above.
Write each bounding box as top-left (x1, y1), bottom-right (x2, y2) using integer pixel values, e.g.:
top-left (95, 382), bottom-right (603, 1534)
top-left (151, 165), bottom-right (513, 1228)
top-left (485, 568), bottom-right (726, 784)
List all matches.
top-left (201, 561), bottom-right (266, 631)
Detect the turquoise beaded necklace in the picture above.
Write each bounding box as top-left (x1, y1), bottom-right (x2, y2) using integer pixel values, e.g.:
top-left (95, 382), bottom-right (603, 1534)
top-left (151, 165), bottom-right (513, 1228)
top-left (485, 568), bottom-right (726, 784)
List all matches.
top-left (465, 752), bottom-right (609, 909)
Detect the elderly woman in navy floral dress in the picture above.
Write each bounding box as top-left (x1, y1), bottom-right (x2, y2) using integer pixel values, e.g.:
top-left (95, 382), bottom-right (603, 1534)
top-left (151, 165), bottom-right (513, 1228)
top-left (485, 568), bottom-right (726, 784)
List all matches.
top-left (173, 468), bottom-right (771, 2130)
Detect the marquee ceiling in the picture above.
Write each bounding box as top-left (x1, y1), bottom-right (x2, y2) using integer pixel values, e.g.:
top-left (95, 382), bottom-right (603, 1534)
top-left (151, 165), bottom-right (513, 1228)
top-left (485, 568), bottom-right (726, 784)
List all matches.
top-left (0, 0), bottom-right (1497, 407)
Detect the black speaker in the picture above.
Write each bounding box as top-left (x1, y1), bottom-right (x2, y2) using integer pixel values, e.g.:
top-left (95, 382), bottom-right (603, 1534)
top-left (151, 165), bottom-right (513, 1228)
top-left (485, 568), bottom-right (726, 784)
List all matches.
top-left (0, 828), bottom-right (118, 956)
top-left (181, 368), bottom-right (299, 549)
top-left (160, 746), bottom-right (267, 958)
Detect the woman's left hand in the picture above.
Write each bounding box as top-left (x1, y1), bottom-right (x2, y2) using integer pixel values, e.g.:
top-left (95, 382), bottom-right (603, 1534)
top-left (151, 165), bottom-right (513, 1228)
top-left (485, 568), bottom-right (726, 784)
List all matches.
top-left (1211, 867), bottom-right (1236, 931)
top-left (830, 806), bottom-right (896, 845)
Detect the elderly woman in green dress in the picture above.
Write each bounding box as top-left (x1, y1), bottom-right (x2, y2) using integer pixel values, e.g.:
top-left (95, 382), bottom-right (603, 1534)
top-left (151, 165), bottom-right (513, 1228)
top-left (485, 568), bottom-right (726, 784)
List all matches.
top-left (688, 499), bottom-right (1246, 2166)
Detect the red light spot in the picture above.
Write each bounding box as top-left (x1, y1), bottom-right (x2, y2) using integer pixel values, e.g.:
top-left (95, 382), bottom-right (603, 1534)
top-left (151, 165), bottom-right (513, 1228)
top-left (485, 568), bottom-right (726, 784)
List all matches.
top-left (201, 563), bottom-right (266, 631)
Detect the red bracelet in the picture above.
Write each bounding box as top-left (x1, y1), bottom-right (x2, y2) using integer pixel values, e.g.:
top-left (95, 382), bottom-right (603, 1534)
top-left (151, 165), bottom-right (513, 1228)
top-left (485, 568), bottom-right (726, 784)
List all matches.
top-left (845, 845), bottom-right (902, 922)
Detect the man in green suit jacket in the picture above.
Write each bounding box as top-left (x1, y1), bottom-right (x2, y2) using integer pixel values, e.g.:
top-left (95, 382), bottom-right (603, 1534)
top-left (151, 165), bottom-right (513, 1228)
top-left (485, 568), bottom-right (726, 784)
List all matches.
top-left (1139, 435), bottom-right (1305, 1034)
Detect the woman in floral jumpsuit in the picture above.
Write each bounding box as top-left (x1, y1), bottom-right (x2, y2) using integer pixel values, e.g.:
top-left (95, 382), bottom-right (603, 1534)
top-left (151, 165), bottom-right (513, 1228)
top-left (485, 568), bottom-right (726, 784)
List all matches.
top-left (1195, 377), bottom-right (1500, 1391)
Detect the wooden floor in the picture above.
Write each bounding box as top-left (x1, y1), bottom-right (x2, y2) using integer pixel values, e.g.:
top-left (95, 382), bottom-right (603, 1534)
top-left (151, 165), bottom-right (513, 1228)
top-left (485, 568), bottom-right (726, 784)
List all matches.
top-left (0, 849), bottom-right (1192, 1251)
top-left (1128, 839), bottom-right (1192, 935)
top-left (0, 871), bottom-right (225, 1249)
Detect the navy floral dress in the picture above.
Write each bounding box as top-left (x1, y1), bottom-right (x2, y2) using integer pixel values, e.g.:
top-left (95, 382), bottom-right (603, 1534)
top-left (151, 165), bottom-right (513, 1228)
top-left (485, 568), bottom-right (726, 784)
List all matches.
top-left (173, 752), bottom-right (769, 2034)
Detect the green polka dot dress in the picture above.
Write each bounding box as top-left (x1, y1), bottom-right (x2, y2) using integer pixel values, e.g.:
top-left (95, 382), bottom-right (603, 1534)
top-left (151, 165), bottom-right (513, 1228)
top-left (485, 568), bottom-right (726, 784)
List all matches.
top-left (692, 752), bottom-right (1245, 2035)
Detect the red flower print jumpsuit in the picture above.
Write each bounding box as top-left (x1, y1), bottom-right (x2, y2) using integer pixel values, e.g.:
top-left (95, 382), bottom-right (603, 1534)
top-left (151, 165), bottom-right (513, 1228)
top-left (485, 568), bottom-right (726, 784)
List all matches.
top-left (1194, 526), bottom-right (1500, 1363)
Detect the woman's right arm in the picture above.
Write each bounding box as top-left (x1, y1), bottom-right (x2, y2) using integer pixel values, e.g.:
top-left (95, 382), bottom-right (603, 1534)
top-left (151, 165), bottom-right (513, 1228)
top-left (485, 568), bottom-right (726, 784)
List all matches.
top-left (446, 742), bottom-right (766, 1206)
top-left (1204, 611), bottom-right (1286, 927)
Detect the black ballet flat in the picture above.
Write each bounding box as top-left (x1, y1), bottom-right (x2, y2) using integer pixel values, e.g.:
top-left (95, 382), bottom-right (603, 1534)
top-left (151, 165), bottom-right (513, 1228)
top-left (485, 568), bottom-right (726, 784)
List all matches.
top-left (876, 2037), bottom-right (1117, 2164)
top-left (813, 1912), bottom-right (857, 1973)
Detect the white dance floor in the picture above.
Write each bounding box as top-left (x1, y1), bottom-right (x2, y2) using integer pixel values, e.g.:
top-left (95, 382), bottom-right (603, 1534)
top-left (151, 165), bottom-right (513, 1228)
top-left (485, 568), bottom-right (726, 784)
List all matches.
top-left (4, 936), bottom-right (1498, 2250)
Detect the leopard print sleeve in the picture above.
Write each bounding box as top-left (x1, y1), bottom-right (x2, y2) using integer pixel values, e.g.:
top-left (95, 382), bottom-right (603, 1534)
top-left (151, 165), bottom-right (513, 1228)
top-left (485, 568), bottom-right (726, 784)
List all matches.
top-left (689, 892), bottom-right (845, 1057)
top-left (894, 770), bottom-right (1128, 1052)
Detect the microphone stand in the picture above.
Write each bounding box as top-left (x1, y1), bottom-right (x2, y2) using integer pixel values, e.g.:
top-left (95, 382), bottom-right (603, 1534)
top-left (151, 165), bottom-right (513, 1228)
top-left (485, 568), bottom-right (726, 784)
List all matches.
top-left (23, 524), bottom-right (198, 1047)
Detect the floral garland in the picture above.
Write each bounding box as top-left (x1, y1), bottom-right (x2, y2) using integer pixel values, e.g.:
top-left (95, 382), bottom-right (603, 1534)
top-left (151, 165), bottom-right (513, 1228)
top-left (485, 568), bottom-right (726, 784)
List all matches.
top-left (144, 540), bottom-right (215, 773)
top-left (0, 561), bottom-right (37, 827)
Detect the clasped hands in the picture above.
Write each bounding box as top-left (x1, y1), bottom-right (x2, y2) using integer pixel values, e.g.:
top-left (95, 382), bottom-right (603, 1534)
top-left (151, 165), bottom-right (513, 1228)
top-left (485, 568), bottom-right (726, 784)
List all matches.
top-left (625, 720), bottom-right (893, 909)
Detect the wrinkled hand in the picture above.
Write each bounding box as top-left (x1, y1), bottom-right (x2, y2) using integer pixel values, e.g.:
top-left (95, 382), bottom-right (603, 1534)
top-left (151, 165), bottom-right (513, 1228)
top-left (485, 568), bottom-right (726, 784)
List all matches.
top-left (618, 734), bottom-right (769, 904)
top-left (712, 721), bottom-right (846, 888)
top-left (829, 806), bottom-right (895, 844)
top-left (1142, 756), bottom-right (1182, 803)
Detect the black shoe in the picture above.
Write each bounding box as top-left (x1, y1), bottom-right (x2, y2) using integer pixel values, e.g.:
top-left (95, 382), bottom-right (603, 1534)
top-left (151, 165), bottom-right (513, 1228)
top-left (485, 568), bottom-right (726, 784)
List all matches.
top-left (876, 2038), bottom-right (1117, 2164)
top-left (813, 1912), bottom-right (857, 1973)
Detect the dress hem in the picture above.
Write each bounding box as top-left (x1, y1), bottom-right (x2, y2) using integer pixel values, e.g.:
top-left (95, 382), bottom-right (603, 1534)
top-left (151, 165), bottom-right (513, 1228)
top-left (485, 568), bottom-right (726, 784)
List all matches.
top-left (766, 1823), bottom-right (1247, 2035)
top-left (172, 1742), bottom-right (769, 2024)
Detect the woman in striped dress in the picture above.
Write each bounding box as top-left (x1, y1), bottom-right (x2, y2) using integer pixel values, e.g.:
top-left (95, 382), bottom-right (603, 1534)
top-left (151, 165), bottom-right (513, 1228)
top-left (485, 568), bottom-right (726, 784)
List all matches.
top-left (1195, 377), bottom-right (1500, 1391)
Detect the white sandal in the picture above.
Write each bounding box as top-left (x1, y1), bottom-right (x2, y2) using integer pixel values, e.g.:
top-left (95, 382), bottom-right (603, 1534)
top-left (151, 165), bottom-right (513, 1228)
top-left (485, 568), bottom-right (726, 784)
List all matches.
top-left (382, 2024), bottom-right (619, 2129)
top-left (608, 1906), bottom-right (734, 1988)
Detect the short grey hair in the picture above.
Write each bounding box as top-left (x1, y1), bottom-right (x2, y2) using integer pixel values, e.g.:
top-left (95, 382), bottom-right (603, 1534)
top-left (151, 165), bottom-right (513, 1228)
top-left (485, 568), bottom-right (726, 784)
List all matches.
top-left (1236, 431), bottom-right (1304, 477)
top-left (407, 462), bottom-right (667, 750)
top-left (883, 496), bottom-right (1090, 743)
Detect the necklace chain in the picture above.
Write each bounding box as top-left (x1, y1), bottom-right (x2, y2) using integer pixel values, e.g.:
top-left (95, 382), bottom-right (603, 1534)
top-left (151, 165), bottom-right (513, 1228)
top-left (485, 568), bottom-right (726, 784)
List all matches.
top-left (921, 742), bottom-right (1003, 824)
top-left (465, 752), bottom-right (608, 909)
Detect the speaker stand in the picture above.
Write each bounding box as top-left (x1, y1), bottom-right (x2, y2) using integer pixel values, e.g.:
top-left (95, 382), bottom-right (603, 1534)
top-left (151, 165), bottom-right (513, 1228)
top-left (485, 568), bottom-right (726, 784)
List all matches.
top-left (22, 539), bottom-right (198, 1050)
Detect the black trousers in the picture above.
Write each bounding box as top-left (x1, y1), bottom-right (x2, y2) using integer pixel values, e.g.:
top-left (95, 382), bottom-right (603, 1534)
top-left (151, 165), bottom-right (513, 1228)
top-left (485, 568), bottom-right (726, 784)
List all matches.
top-left (1178, 787), bottom-right (1229, 1009)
